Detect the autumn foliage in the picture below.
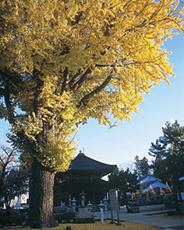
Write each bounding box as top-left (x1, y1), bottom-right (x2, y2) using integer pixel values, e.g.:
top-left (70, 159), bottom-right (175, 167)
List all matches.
top-left (0, 0), bottom-right (183, 172)
top-left (0, 0), bottom-right (183, 227)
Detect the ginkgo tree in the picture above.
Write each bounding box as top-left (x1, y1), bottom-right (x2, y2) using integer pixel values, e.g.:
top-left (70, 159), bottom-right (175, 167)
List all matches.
top-left (0, 0), bottom-right (183, 227)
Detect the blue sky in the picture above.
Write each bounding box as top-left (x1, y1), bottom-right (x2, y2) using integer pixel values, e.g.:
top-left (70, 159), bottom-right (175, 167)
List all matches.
top-left (76, 34), bottom-right (184, 167)
top-left (0, 34), bottom-right (184, 168)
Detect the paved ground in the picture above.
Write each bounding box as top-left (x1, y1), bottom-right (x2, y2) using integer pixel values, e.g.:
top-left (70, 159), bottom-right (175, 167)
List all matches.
top-left (94, 205), bottom-right (184, 230)
top-left (117, 212), bottom-right (183, 229)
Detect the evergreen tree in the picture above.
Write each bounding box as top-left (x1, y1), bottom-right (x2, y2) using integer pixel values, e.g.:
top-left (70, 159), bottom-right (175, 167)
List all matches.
top-left (150, 121), bottom-right (184, 212)
top-left (108, 168), bottom-right (138, 193)
top-left (134, 155), bottom-right (150, 177)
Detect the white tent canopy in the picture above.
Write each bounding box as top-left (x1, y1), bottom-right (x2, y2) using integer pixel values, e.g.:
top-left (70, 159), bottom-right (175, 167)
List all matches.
top-left (143, 181), bottom-right (170, 192)
top-left (139, 175), bottom-right (160, 185)
top-left (179, 176), bottom-right (184, 181)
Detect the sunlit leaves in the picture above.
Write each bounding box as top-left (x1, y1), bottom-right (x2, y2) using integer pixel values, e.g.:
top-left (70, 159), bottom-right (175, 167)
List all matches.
top-left (0, 0), bottom-right (183, 171)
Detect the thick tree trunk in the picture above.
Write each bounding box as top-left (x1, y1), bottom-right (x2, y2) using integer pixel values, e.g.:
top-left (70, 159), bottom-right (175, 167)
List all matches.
top-left (28, 158), bottom-right (57, 228)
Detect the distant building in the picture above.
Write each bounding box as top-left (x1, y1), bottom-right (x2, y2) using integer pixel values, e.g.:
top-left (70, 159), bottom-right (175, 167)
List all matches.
top-left (10, 192), bottom-right (29, 209)
top-left (55, 151), bottom-right (117, 205)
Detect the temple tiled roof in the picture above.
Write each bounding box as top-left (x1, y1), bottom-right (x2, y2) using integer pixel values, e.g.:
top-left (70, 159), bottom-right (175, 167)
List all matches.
top-left (67, 151), bottom-right (117, 177)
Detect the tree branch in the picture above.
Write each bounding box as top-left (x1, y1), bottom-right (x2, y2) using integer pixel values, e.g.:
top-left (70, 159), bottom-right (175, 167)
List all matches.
top-left (0, 88), bottom-right (5, 97)
top-left (3, 81), bottom-right (16, 124)
top-left (68, 71), bottom-right (80, 89)
top-left (71, 11), bottom-right (84, 26)
top-left (0, 70), bottom-right (21, 89)
top-left (32, 69), bottom-right (44, 114)
top-left (78, 76), bottom-right (111, 108)
top-left (0, 156), bottom-right (4, 166)
top-left (95, 64), bottom-right (116, 68)
top-left (61, 67), bottom-right (69, 94)
top-left (70, 67), bottom-right (92, 91)
top-left (0, 70), bottom-right (22, 124)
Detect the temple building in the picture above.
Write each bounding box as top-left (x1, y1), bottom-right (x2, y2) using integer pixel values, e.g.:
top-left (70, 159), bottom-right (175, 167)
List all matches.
top-left (54, 151), bottom-right (117, 205)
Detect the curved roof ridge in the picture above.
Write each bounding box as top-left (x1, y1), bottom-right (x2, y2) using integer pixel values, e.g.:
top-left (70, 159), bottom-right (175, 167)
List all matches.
top-left (74, 151), bottom-right (117, 167)
top-left (68, 152), bottom-right (117, 176)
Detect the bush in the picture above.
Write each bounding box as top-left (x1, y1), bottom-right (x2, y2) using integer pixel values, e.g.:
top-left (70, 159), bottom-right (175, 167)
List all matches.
top-left (126, 203), bottom-right (140, 213)
top-left (75, 217), bottom-right (94, 223)
top-left (164, 193), bottom-right (176, 209)
top-left (0, 209), bottom-right (25, 226)
top-left (54, 211), bottom-right (76, 223)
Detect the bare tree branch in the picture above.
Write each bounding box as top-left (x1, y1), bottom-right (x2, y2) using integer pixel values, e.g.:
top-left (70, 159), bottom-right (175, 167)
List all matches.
top-left (78, 76), bottom-right (111, 108)
top-left (0, 148), bottom-right (17, 197)
top-left (2, 147), bottom-right (13, 159)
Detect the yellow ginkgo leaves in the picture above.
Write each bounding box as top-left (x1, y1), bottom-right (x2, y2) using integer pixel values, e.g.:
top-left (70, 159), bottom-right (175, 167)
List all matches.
top-left (0, 0), bottom-right (183, 171)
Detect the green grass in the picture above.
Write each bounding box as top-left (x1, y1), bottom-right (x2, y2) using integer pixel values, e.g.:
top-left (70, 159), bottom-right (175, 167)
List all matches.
top-left (1, 221), bottom-right (159, 230)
